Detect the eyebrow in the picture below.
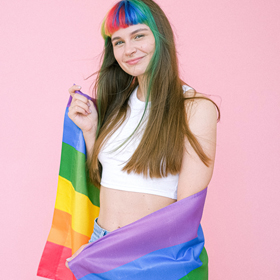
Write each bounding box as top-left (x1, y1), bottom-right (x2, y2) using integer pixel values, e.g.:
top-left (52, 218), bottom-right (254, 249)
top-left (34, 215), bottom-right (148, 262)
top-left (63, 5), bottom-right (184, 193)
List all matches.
top-left (111, 28), bottom-right (149, 42)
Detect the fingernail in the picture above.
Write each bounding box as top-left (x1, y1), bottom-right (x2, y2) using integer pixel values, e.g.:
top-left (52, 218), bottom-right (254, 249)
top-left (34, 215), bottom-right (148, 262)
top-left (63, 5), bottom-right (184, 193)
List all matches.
top-left (66, 258), bottom-right (71, 261)
top-left (88, 109), bottom-right (92, 113)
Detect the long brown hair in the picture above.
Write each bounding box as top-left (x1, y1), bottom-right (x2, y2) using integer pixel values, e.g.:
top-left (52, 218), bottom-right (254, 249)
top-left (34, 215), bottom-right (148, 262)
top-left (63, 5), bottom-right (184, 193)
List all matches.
top-left (88, 0), bottom-right (220, 187)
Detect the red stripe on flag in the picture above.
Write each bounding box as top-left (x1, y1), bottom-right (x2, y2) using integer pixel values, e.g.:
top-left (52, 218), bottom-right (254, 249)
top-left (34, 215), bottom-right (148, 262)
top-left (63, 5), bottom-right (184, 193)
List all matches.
top-left (37, 241), bottom-right (76, 280)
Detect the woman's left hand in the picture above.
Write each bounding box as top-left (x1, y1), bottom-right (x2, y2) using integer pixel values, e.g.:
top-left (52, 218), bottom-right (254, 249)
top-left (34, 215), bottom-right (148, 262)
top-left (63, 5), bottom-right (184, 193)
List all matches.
top-left (65, 243), bottom-right (90, 269)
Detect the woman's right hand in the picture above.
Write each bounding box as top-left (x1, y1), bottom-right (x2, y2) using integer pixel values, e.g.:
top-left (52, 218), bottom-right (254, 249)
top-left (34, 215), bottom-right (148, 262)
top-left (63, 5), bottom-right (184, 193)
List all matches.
top-left (68, 85), bottom-right (98, 135)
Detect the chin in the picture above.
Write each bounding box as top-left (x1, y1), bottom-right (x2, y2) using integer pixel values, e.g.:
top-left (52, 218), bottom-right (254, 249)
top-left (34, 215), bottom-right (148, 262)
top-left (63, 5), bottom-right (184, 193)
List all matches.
top-left (120, 65), bottom-right (147, 77)
top-left (125, 67), bottom-right (147, 77)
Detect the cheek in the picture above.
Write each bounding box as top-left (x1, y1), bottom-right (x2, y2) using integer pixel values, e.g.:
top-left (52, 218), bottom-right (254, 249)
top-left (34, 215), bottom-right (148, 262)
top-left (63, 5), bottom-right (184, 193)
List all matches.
top-left (150, 41), bottom-right (156, 52)
top-left (139, 43), bottom-right (151, 53)
top-left (146, 42), bottom-right (155, 54)
top-left (113, 49), bottom-right (122, 63)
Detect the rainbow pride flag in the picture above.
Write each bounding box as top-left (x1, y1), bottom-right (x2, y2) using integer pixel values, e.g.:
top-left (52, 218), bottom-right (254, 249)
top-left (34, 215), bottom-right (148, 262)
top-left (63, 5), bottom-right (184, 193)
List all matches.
top-left (38, 92), bottom-right (208, 279)
top-left (68, 188), bottom-right (208, 280)
top-left (37, 92), bottom-right (100, 280)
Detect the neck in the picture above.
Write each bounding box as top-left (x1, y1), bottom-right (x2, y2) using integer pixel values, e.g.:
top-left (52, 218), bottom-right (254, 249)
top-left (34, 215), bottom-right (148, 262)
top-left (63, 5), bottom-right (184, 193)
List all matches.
top-left (137, 75), bottom-right (148, 102)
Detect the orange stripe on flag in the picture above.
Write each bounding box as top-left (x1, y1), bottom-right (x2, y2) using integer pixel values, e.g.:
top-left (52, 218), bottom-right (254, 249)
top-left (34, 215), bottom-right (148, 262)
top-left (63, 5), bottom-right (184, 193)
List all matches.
top-left (47, 208), bottom-right (94, 253)
top-left (47, 208), bottom-right (72, 248)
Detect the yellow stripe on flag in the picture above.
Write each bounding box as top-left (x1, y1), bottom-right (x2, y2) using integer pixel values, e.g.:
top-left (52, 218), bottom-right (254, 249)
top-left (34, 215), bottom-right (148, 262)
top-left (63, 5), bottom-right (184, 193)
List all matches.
top-left (55, 176), bottom-right (100, 237)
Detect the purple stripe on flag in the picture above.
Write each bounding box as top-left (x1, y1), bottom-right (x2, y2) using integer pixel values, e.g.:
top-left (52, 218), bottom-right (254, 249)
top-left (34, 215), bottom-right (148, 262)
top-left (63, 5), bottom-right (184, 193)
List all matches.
top-left (69, 187), bottom-right (207, 279)
top-left (67, 90), bottom-right (97, 111)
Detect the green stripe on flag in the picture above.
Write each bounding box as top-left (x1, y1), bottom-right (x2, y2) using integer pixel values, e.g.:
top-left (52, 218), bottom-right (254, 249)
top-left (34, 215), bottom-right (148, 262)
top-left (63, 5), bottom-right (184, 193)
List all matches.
top-left (179, 247), bottom-right (208, 280)
top-left (59, 142), bottom-right (100, 207)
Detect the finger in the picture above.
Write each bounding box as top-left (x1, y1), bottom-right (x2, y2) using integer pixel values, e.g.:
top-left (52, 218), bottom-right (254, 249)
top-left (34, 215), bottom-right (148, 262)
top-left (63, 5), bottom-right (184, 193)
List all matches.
top-left (65, 260), bottom-right (70, 269)
top-left (69, 105), bottom-right (89, 116)
top-left (71, 99), bottom-right (90, 113)
top-left (72, 92), bottom-right (89, 104)
top-left (68, 85), bottom-right (82, 96)
top-left (65, 244), bottom-right (89, 269)
top-left (88, 100), bottom-right (96, 113)
top-left (88, 99), bottom-right (97, 113)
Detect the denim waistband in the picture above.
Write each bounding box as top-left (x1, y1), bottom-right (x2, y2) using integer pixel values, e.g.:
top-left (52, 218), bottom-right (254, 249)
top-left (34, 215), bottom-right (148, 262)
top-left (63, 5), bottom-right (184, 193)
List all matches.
top-left (94, 218), bottom-right (111, 235)
top-left (88, 218), bottom-right (110, 243)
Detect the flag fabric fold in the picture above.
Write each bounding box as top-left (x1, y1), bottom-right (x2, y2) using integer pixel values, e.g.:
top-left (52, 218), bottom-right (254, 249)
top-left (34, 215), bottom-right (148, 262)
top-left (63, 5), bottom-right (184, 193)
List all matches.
top-left (68, 188), bottom-right (208, 280)
top-left (38, 93), bottom-right (208, 280)
top-left (37, 93), bottom-right (100, 280)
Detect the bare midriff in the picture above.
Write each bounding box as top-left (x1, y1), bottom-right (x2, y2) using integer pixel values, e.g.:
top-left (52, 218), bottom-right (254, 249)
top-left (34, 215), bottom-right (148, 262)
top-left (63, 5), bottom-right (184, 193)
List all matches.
top-left (97, 185), bottom-right (176, 232)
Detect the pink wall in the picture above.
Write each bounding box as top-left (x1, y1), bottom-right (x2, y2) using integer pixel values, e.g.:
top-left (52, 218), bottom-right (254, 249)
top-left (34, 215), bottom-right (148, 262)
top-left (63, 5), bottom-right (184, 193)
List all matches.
top-left (1, 0), bottom-right (279, 279)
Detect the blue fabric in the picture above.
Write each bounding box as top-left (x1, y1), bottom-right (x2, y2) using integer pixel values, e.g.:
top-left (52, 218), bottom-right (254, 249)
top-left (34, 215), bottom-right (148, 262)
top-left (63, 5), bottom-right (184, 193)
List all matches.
top-left (88, 218), bottom-right (111, 243)
top-left (81, 225), bottom-right (205, 280)
top-left (62, 108), bottom-right (86, 155)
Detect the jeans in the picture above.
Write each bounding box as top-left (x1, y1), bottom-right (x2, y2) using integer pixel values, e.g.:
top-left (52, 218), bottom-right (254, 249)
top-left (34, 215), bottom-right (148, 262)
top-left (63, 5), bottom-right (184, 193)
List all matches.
top-left (88, 218), bottom-right (111, 243)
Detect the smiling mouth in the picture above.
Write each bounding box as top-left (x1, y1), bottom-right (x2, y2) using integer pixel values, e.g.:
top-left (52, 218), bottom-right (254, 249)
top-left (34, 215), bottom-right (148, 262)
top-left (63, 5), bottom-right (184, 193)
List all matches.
top-left (126, 56), bottom-right (145, 65)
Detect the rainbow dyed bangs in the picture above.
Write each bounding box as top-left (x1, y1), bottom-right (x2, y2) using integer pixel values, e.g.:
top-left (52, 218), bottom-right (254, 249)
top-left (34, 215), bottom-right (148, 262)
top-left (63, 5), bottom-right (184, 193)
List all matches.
top-left (102, 0), bottom-right (149, 38)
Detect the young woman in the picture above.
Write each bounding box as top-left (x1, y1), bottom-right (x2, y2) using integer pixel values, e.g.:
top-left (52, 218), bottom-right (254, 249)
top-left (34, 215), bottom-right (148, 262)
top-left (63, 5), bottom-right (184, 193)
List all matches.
top-left (66, 0), bottom-right (219, 273)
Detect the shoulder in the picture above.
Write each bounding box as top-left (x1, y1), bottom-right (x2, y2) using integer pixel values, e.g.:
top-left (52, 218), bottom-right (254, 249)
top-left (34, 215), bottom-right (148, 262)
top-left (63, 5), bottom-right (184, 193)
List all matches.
top-left (183, 85), bottom-right (217, 120)
top-left (182, 86), bottom-right (218, 129)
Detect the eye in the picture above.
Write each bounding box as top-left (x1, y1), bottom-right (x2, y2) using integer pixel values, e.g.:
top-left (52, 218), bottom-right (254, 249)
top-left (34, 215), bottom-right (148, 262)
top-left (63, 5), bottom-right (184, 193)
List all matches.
top-left (135, 34), bottom-right (144, 39)
top-left (114, 40), bottom-right (124, 46)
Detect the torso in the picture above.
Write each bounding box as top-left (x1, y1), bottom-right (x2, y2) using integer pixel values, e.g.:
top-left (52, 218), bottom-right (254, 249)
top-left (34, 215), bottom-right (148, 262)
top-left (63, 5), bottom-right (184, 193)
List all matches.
top-left (97, 85), bottom-right (193, 231)
top-left (98, 186), bottom-right (176, 231)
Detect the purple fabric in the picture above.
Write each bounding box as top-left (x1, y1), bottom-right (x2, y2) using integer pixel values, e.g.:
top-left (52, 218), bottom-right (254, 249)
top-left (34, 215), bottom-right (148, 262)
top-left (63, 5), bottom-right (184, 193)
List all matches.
top-left (67, 90), bottom-right (97, 111)
top-left (69, 187), bottom-right (207, 279)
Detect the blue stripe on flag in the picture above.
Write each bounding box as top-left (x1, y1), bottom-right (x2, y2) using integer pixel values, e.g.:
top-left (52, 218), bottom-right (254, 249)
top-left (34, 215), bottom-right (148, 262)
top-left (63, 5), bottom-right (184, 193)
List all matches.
top-left (79, 225), bottom-right (205, 280)
top-left (62, 108), bottom-right (86, 155)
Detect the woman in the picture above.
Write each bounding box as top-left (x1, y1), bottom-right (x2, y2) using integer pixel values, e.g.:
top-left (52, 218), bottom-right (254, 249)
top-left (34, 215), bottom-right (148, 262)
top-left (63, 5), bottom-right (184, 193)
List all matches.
top-left (66, 0), bottom-right (219, 275)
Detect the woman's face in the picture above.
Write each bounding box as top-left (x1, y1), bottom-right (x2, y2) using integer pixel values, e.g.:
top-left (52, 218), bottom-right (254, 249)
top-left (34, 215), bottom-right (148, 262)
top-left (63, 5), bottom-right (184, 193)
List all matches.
top-left (111, 24), bottom-right (155, 78)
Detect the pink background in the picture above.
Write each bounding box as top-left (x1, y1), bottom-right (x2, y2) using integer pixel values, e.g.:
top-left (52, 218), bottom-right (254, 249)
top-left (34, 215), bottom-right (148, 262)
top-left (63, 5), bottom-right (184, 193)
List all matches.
top-left (1, 0), bottom-right (279, 279)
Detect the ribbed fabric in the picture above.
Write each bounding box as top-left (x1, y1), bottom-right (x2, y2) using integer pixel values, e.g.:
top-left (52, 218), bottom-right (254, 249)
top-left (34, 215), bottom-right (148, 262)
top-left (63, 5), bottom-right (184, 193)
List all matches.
top-left (99, 85), bottom-right (192, 199)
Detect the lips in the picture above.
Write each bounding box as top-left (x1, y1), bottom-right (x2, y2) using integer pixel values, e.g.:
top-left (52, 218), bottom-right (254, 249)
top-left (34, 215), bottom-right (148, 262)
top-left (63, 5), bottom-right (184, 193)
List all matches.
top-left (126, 56), bottom-right (145, 65)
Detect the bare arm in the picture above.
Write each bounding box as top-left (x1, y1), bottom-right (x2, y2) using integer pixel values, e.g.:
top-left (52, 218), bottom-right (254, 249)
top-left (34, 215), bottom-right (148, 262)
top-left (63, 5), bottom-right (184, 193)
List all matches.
top-left (177, 93), bottom-right (218, 200)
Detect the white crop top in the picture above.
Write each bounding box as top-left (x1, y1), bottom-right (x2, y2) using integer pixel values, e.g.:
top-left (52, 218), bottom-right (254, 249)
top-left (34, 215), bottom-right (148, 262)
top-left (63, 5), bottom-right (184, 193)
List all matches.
top-left (98, 85), bottom-right (192, 199)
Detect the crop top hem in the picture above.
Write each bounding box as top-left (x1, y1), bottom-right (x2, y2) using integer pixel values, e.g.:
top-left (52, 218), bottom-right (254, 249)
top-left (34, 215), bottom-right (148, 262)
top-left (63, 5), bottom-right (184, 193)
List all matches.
top-left (101, 183), bottom-right (177, 200)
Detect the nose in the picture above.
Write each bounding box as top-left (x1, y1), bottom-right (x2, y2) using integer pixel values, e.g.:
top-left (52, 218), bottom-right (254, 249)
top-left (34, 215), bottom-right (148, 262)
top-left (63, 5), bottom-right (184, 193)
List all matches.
top-left (124, 41), bottom-right (137, 57)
